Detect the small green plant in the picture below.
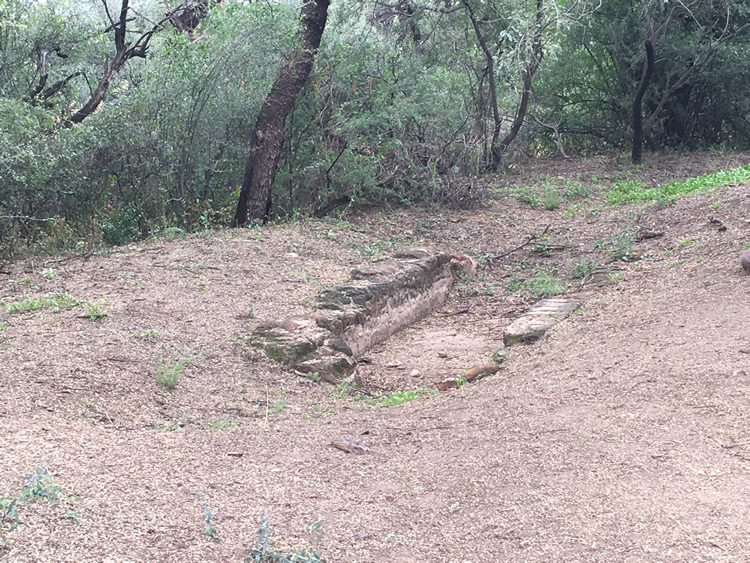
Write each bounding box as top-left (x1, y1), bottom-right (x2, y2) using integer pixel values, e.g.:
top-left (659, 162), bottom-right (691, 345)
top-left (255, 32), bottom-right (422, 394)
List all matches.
top-left (609, 230), bottom-right (635, 261)
top-left (372, 387), bottom-right (434, 408)
top-left (524, 271), bottom-right (565, 298)
top-left (531, 241), bottom-right (550, 256)
top-left (708, 201), bottom-right (722, 209)
top-left (208, 419), bottom-right (237, 431)
top-left (203, 504), bottom-right (221, 541)
top-left (85, 300), bottom-right (109, 320)
top-left (132, 328), bottom-right (159, 339)
top-left (0, 321), bottom-right (6, 331)
top-left (20, 464), bottom-right (62, 501)
top-left (244, 513), bottom-right (324, 563)
top-left (542, 185), bottom-right (561, 210)
top-left (155, 353), bottom-right (196, 390)
top-left (40, 268), bottom-right (57, 280)
top-left (571, 256), bottom-right (597, 279)
top-left (606, 272), bottom-right (623, 283)
top-left (454, 375), bottom-right (467, 389)
top-left (268, 400), bottom-right (287, 416)
top-left (0, 496), bottom-right (18, 529)
top-left (248, 304), bottom-right (256, 318)
top-left (491, 345), bottom-right (507, 365)
top-left (563, 203), bottom-right (582, 219)
top-left (332, 380), bottom-right (362, 400)
top-left (743, 241), bottom-right (750, 249)
top-left (66, 508), bottom-right (81, 524)
top-left (507, 185), bottom-right (539, 206)
top-left (153, 421), bottom-right (183, 431)
top-left (306, 372), bottom-right (321, 383)
top-left (587, 208), bottom-right (601, 217)
top-left (655, 192), bottom-right (675, 207)
top-left (563, 183), bottom-right (591, 200)
top-left (678, 236), bottom-right (695, 246)
top-left (55, 292), bottom-right (83, 309)
top-left (4, 292), bottom-right (83, 314)
top-left (193, 493), bottom-right (221, 542)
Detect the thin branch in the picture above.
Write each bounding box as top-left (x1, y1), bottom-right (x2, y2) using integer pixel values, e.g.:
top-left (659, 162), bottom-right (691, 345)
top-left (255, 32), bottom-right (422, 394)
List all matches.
top-left (488, 224), bottom-right (551, 263)
top-left (101, 0), bottom-right (116, 30)
top-left (42, 71), bottom-right (83, 100)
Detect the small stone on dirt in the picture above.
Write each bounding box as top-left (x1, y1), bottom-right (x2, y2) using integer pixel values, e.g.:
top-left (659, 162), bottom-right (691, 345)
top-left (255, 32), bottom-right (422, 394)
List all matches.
top-left (386, 360), bottom-right (403, 369)
top-left (331, 438), bottom-right (371, 454)
top-left (410, 369), bottom-right (421, 378)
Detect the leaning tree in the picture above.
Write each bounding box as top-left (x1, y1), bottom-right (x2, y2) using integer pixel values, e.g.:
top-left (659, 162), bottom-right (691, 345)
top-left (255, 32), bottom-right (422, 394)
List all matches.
top-left (234, 0), bottom-right (330, 226)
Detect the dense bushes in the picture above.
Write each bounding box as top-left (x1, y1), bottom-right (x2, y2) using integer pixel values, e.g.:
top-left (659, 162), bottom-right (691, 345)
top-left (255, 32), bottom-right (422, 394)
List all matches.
top-left (1, 0), bottom-right (748, 257)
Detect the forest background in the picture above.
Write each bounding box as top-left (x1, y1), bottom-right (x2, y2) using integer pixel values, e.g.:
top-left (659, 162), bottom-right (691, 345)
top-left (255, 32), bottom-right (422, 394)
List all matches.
top-left (1, 0), bottom-right (748, 258)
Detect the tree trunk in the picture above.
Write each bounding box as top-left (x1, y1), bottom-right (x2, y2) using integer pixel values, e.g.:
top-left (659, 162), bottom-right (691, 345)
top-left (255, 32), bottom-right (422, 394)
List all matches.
top-left (71, 56), bottom-right (121, 124)
top-left (233, 0), bottom-right (330, 226)
top-left (496, 0), bottom-right (544, 159)
top-left (631, 39), bottom-right (654, 164)
top-left (461, 0), bottom-right (502, 171)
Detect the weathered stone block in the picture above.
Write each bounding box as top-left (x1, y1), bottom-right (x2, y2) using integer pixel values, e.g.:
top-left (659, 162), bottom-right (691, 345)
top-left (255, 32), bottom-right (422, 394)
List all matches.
top-left (504, 298), bottom-right (582, 346)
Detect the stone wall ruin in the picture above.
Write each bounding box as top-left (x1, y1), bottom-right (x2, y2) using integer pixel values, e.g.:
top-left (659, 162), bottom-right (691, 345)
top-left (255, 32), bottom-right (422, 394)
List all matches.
top-left (251, 248), bottom-right (475, 382)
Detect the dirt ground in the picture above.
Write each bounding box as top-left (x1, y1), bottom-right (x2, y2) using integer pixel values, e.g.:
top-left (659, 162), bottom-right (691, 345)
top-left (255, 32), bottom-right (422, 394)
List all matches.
top-left (1, 152), bottom-right (750, 561)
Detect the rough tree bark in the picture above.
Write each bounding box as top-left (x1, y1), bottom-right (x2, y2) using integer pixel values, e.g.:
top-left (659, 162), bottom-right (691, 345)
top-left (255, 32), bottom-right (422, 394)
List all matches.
top-left (233, 0), bottom-right (330, 226)
top-left (631, 39), bottom-right (654, 164)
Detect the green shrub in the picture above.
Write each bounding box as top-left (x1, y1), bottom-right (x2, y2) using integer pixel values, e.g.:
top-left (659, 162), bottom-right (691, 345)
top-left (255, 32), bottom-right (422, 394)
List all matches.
top-left (155, 353), bottom-right (197, 389)
top-left (571, 256), bottom-right (597, 279)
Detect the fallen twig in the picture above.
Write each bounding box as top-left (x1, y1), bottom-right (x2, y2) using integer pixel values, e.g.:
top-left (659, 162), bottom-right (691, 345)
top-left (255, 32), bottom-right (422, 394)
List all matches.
top-left (488, 224), bottom-right (551, 263)
top-left (438, 308), bottom-right (470, 317)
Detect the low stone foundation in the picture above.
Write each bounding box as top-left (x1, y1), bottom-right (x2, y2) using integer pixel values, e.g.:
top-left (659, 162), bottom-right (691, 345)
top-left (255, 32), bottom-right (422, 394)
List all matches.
top-left (251, 248), bottom-right (475, 382)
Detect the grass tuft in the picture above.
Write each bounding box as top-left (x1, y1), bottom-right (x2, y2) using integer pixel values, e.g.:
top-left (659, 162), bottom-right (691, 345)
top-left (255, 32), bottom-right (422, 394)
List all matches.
top-left (4, 292), bottom-right (83, 314)
top-left (372, 387), bottom-right (435, 408)
top-left (85, 300), bottom-right (109, 320)
top-left (155, 353), bottom-right (197, 390)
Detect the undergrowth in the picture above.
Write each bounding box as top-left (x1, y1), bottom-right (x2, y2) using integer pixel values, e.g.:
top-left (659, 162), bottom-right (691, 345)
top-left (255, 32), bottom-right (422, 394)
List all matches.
top-left (3, 292), bottom-right (82, 314)
top-left (2, 464), bottom-right (78, 534)
top-left (605, 163), bottom-right (750, 204)
top-left (507, 270), bottom-right (565, 298)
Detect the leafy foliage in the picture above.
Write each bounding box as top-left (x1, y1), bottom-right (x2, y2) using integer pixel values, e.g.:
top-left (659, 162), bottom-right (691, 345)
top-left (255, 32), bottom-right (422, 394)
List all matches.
top-left (606, 164), bottom-right (750, 204)
top-left (0, 0), bottom-right (748, 255)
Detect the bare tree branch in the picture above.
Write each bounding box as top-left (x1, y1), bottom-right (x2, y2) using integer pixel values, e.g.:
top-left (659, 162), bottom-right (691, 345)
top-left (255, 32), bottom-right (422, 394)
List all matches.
top-left (70, 2), bottom-right (177, 124)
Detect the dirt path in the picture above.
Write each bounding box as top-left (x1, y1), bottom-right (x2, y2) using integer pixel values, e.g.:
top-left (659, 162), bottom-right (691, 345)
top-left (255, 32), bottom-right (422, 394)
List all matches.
top-left (1, 161), bottom-right (749, 561)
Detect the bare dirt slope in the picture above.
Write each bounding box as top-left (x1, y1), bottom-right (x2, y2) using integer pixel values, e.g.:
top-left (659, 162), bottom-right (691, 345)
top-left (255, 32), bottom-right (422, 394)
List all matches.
top-left (1, 154), bottom-right (750, 561)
